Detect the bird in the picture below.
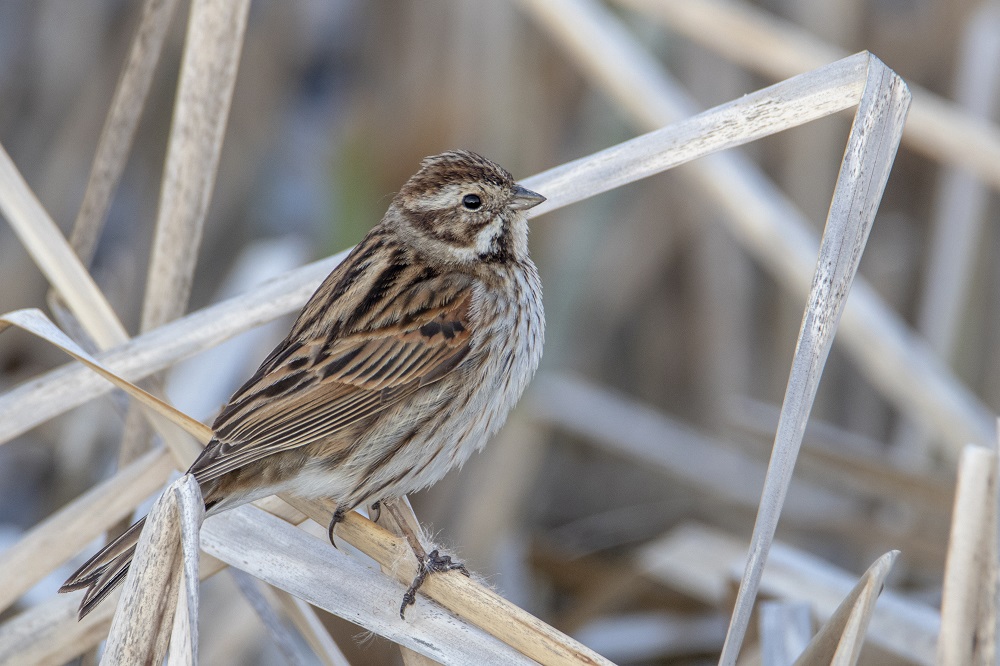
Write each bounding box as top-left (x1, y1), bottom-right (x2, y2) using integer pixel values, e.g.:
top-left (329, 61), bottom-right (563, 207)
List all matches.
top-left (61, 149), bottom-right (546, 620)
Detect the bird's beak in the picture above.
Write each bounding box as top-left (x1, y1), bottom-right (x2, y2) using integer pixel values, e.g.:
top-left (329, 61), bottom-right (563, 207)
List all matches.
top-left (509, 185), bottom-right (546, 211)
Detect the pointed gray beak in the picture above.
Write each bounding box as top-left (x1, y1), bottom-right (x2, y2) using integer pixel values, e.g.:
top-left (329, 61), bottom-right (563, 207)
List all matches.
top-left (509, 185), bottom-right (546, 211)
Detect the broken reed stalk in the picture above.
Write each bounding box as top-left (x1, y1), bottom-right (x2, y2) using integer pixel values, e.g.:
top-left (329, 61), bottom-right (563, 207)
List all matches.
top-left (719, 54), bottom-right (910, 665)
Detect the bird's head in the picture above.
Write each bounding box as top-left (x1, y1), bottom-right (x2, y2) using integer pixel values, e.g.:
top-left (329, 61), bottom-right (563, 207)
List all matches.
top-left (390, 150), bottom-right (544, 267)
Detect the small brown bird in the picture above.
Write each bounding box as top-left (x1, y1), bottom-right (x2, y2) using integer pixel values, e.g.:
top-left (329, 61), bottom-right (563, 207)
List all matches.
top-left (61, 150), bottom-right (545, 619)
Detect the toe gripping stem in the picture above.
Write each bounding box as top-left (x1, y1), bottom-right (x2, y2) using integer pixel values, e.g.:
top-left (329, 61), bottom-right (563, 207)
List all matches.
top-left (399, 550), bottom-right (469, 619)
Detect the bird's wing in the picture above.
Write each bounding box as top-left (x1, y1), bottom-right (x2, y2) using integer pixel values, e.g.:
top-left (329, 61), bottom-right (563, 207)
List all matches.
top-left (188, 280), bottom-right (474, 483)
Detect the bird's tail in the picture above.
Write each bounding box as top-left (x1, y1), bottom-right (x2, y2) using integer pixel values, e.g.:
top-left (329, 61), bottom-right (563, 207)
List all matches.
top-left (60, 516), bottom-right (146, 619)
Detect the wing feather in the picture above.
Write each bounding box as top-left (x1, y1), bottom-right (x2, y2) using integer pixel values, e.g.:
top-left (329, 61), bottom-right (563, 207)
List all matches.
top-left (188, 276), bottom-right (474, 484)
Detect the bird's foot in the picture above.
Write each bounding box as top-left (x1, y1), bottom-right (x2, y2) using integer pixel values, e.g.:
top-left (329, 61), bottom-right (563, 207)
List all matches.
top-left (399, 549), bottom-right (469, 619)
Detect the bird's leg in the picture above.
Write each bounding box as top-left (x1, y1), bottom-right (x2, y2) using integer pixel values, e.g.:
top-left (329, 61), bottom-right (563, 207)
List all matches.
top-left (327, 507), bottom-right (345, 547)
top-left (383, 499), bottom-right (468, 619)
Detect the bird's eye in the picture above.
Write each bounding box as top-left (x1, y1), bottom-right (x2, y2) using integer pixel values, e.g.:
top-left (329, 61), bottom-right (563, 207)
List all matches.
top-left (462, 194), bottom-right (482, 210)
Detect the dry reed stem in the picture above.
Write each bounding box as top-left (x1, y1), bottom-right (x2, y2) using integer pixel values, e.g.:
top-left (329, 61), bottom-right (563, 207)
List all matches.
top-left (794, 551), bottom-right (900, 665)
top-left (0, 144), bottom-right (129, 348)
top-left (142, 0), bottom-right (249, 331)
top-left (916, 4), bottom-right (1000, 361)
top-left (68, 0), bottom-right (181, 263)
top-left (102, 475), bottom-right (203, 666)
top-left (169, 475), bottom-right (205, 666)
top-left (937, 445), bottom-right (999, 665)
top-left (720, 53), bottom-right (910, 665)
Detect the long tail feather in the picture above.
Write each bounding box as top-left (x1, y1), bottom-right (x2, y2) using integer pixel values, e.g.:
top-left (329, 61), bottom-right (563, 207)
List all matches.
top-left (60, 517), bottom-right (145, 618)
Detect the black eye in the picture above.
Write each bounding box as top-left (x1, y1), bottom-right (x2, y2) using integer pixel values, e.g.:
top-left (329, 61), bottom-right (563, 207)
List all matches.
top-left (462, 194), bottom-right (482, 210)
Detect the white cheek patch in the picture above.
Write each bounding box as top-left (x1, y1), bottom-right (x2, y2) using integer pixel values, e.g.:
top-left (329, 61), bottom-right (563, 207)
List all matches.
top-left (474, 218), bottom-right (503, 255)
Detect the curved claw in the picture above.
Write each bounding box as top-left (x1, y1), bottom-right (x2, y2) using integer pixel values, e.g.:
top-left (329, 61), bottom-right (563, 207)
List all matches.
top-left (327, 507), bottom-right (345, 548)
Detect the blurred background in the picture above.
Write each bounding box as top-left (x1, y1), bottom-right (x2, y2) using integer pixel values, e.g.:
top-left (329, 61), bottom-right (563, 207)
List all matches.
top-left (0, 0), bottom-right (996, 663)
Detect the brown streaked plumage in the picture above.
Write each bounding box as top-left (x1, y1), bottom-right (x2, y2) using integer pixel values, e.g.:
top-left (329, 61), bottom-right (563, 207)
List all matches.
top-left (61, 150), bottom-right (545, 619)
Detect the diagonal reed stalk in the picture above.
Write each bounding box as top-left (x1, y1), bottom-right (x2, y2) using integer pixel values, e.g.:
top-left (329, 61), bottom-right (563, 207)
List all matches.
top-left (718, 53), bottom-right (910, 665)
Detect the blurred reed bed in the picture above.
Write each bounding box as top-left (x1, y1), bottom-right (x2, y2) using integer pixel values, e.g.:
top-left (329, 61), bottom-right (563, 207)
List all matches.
top-left (0, 0), bottom-right (996, 664)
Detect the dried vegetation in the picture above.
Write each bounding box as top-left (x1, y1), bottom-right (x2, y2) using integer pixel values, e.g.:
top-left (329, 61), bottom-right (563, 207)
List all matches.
top-left (0, 1), bottom-right (997, 664)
